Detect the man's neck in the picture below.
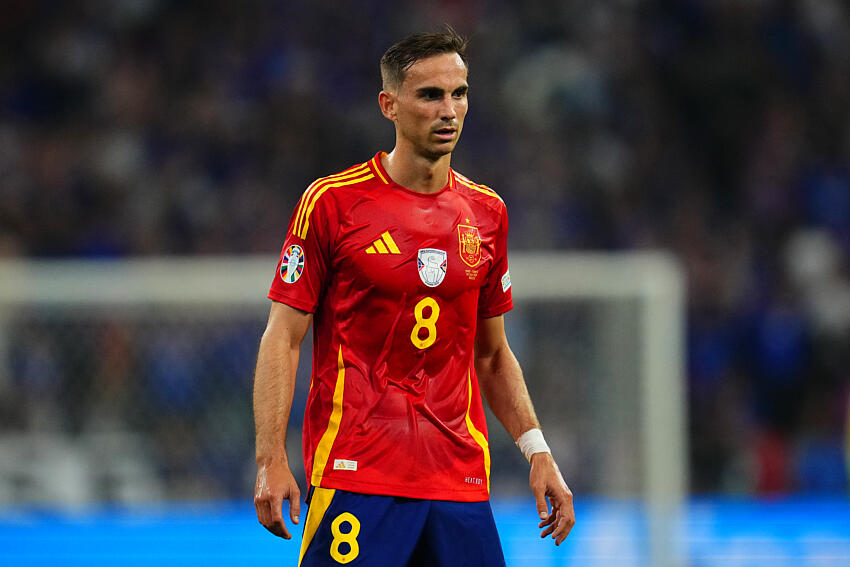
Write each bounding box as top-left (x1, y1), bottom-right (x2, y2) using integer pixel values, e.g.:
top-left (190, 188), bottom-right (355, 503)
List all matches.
top-left (381, 147), bottom-right (452, 194)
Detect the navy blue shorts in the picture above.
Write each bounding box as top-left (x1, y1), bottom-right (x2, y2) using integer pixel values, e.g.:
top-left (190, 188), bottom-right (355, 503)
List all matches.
top-left (298, 487), bottom-right (506, 566)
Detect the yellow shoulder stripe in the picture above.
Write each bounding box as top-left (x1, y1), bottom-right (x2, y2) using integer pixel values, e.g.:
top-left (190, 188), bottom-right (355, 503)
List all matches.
top-left (454, 175), bottom-right (503, 202)
top-left (294, 163), bottom-right (369, 237)
top-left (455, 173), bottom-right (499, 196)
top-left (298, 173), bottom-right (374, 239)
top-left (465, 369), bottom-right (491, 493)
top-left (310, 346), bottom-right (346, 486)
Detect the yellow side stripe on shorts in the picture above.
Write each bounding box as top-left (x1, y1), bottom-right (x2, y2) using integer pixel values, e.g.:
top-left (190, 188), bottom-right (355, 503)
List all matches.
top-left (298, 487), bottom-right (336, 566)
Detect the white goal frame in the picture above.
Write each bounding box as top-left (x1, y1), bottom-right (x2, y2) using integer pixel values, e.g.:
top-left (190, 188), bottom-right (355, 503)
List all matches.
top-left (0, 252), bottom-right (685, 566)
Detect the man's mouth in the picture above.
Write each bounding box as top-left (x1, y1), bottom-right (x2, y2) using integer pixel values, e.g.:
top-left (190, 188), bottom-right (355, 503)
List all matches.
top-left (433, 128), bottom-right (456, 140)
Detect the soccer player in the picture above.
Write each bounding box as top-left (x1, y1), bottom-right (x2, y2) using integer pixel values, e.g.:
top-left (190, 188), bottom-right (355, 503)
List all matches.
top-left (253, 28), bottom-right (574, 566)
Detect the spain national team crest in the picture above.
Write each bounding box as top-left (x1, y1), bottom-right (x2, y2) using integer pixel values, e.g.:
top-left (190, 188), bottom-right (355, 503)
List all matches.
top-left (280, 244), bottom-right (305, 284)
top-left (457, 225), bottom-right (481, 267)
top-left (417, 248), bottom-right (447, 287)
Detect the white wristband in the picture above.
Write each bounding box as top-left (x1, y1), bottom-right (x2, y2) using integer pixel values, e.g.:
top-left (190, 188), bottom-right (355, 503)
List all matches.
top-left (516, 428), bottom-right (551, 463)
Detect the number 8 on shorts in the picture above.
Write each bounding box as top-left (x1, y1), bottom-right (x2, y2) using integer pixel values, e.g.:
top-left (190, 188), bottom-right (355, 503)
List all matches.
top-left (329, 512), bottom-right (360, 563)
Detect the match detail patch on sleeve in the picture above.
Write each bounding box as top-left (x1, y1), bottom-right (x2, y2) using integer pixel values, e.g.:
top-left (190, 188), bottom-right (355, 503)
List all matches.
top-left (501, 270), bottom-right (511, 292)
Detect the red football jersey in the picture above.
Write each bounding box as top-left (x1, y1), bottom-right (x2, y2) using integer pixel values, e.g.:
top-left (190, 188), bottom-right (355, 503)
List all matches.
top-left (268, 152), bottom-right (513, 502)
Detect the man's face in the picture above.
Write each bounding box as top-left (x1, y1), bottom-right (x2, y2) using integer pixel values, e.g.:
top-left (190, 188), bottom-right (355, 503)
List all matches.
top-left (389, 52), bottom-right (469, 160)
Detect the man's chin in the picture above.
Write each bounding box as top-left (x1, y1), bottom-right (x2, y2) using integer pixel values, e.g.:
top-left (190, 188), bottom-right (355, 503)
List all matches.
top-left (424, 141), bottom-right (458, 159)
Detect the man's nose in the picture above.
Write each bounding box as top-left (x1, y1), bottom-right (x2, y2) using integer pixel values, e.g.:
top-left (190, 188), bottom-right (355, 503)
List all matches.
top-left (439, 96), bottom-right (457, 120)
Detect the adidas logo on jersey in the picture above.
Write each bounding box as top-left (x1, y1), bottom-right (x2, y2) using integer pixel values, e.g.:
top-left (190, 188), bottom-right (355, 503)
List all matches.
top-left (333, 459), bottom-right (358, 471)
top-left (365, 231), bottom-right (401, 254)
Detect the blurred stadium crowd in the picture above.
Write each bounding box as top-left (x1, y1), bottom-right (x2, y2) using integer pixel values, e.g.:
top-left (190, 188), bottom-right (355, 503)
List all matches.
top-left (1, 0), bottom-right (849, 497)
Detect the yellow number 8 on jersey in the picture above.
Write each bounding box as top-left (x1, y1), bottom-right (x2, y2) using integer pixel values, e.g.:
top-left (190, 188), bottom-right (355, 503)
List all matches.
top-left (410, 297), bottom-right (440, 349)
top-left (330, 512), bottom-right (360, 563)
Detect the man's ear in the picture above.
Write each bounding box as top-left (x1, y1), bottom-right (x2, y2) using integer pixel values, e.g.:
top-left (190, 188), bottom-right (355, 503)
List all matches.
top-left (378, 90), bottom-right (396, 121)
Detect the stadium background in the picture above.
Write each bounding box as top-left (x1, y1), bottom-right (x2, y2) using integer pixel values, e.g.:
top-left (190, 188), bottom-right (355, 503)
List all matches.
top-left (1, 0), bottom-right (849, 564)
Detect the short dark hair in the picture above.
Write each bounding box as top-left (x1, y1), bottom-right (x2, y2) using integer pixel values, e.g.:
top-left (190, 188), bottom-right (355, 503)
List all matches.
top-left (380, 27), bottom-right (468, 91)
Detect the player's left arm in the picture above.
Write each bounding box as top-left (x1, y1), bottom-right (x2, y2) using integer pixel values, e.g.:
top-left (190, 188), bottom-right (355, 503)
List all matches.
top-left (474, 314), bottom-right (575, 545)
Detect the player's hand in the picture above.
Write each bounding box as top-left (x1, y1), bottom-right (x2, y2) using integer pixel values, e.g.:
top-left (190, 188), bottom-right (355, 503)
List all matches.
top-left (254, 458), bottom-right (301, 539)
top-left (529, 452), bottom-right (575, 545)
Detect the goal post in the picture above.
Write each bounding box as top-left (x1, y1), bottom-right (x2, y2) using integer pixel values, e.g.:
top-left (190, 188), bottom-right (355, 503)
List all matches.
top-left (0, 252), bottom-right (685, 565)
top-left (509, 252), bottom-right (686, 567)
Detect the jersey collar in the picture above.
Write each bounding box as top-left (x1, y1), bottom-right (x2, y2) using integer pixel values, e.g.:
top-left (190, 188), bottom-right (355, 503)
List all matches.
top-left (369, 152), bottom-right (455, 196)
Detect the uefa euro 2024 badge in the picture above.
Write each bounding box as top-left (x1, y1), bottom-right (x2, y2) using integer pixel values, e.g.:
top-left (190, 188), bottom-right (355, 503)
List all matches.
top-left (417, 248), bottom-right (447, 287)
top-left (280, 244), bottom-right (305, 284)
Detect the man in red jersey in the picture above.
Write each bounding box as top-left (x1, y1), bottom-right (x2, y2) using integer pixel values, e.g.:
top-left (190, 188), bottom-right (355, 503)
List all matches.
top-left (253, 29), bottom-right (574, 566)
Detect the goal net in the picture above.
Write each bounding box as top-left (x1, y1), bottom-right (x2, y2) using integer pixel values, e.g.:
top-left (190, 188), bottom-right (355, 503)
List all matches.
top-left (0, 252), bottom-right (685, 565)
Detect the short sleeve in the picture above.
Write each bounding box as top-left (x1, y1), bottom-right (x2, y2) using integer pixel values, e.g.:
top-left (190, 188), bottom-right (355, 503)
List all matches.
top-left (477, 203), bottom-right (513, 318)
top-left (268, 189), bottom-right (336, 313)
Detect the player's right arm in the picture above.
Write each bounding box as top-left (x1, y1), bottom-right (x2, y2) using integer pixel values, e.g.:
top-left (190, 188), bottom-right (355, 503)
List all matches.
top-left (253, 300), bottom-right (312, 539)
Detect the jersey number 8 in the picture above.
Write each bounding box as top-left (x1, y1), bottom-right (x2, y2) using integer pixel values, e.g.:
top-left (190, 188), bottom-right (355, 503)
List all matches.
top-left (410, 297), bottom-right (440, 349)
